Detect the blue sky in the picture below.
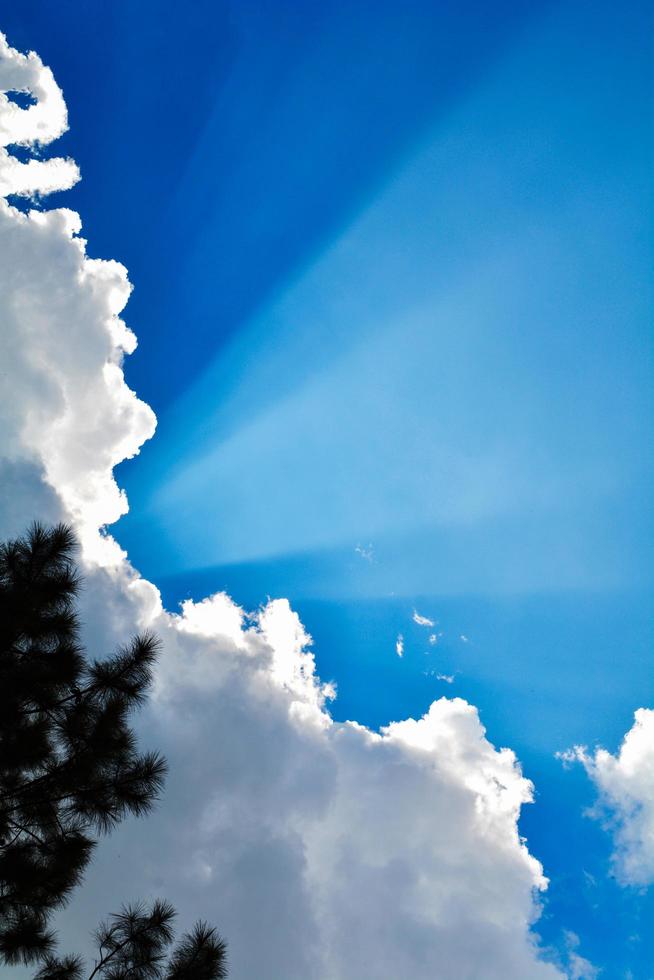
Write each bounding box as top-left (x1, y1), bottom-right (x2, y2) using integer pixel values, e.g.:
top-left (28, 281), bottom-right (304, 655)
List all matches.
top-left (4, 1), bottom-right (652, 975)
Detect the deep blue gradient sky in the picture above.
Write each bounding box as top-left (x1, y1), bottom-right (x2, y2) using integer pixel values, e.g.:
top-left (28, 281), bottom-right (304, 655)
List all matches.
top-left (4, 1), bottom-right (652, 975)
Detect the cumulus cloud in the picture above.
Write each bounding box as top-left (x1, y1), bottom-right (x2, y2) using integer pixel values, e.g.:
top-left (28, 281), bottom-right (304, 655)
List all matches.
top-left (395, 632), bottom-right (404, 657)
top-left (0, 33), bottom-right (569, 978)
top-left (0, 33), bottom-right (79, 196)
top-left (561, 709), bottom-right (654, 888)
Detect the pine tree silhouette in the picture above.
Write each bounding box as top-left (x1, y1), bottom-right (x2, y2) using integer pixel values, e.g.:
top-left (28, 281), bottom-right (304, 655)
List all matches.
top-left (0, 524), bottom-right (227, 978)
top-left (33, 901), bottom-right (227, 979)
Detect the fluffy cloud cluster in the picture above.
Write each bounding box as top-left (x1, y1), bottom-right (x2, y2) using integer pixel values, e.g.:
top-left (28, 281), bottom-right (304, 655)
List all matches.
top-left (562, 710), bottom-right (654, 888)
top-left (0, 33), bottom-right (79, 197)
top-left (0, 32), bottom-right (574, 978)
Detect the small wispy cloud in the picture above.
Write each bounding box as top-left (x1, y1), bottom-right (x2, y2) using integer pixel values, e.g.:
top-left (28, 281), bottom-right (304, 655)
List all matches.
top-left (322, 681), bottom-right (337, 701)
top-left (582, 870), bottom-right (596, 889)
top-left (413, 609), bottom-right (434, 627)
top-left (428, 633), bottom-right (438, 646)
top-left (563, 931), bottom-right (599, 980)
top-left (355, 542), bottom-right (375, 563)
top-left (459, 634), bottom-right (469, 643)
top-left (395, 633), bottom-right (404, 658)
top-left (422, 669), bottom-right (456, 683)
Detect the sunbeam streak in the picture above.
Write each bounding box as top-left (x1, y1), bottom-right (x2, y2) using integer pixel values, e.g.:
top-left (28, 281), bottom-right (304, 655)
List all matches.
top-left (141, 74), bottom-right (650, 584)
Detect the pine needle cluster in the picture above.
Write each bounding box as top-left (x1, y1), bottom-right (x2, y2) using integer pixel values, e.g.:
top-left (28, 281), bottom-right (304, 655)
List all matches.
top-left (0, 524), bottom-right (227, 978)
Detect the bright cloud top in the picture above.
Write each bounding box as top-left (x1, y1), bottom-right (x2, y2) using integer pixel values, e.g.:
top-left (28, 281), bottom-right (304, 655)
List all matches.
top-left (562, 709), bottom-right (654, 888)
top-left (0, 33), bottom-right (593, 978)
top-left (0, 32), bottom-right (79, 196)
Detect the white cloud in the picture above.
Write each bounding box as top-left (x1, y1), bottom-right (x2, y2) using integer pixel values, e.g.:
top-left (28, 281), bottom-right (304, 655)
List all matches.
top-left (395, 632), bottom-right (404, 657)
top-left (0, 196), bottom-right (155, 563)
top-left (436, 673), bottom-right (455, 684)
top-left (413, 608), bottom-right (435, 627)
top-left (560, 709), bottom-right (654, 888)
top-left (0, 33), bottom-right (79, 196)
top-left (561, 931), bottom-right (599, 980)
top-left (354, 541), bottom-right (374, 562)
top-left (0, 34), bottom-right (567, 979)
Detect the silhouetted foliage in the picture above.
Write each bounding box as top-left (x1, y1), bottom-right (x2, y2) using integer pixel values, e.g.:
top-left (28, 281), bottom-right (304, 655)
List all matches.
top-left (33, 901), bottom-right (227, 980)
top-left (0, 524), bottom-right (227, 978)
